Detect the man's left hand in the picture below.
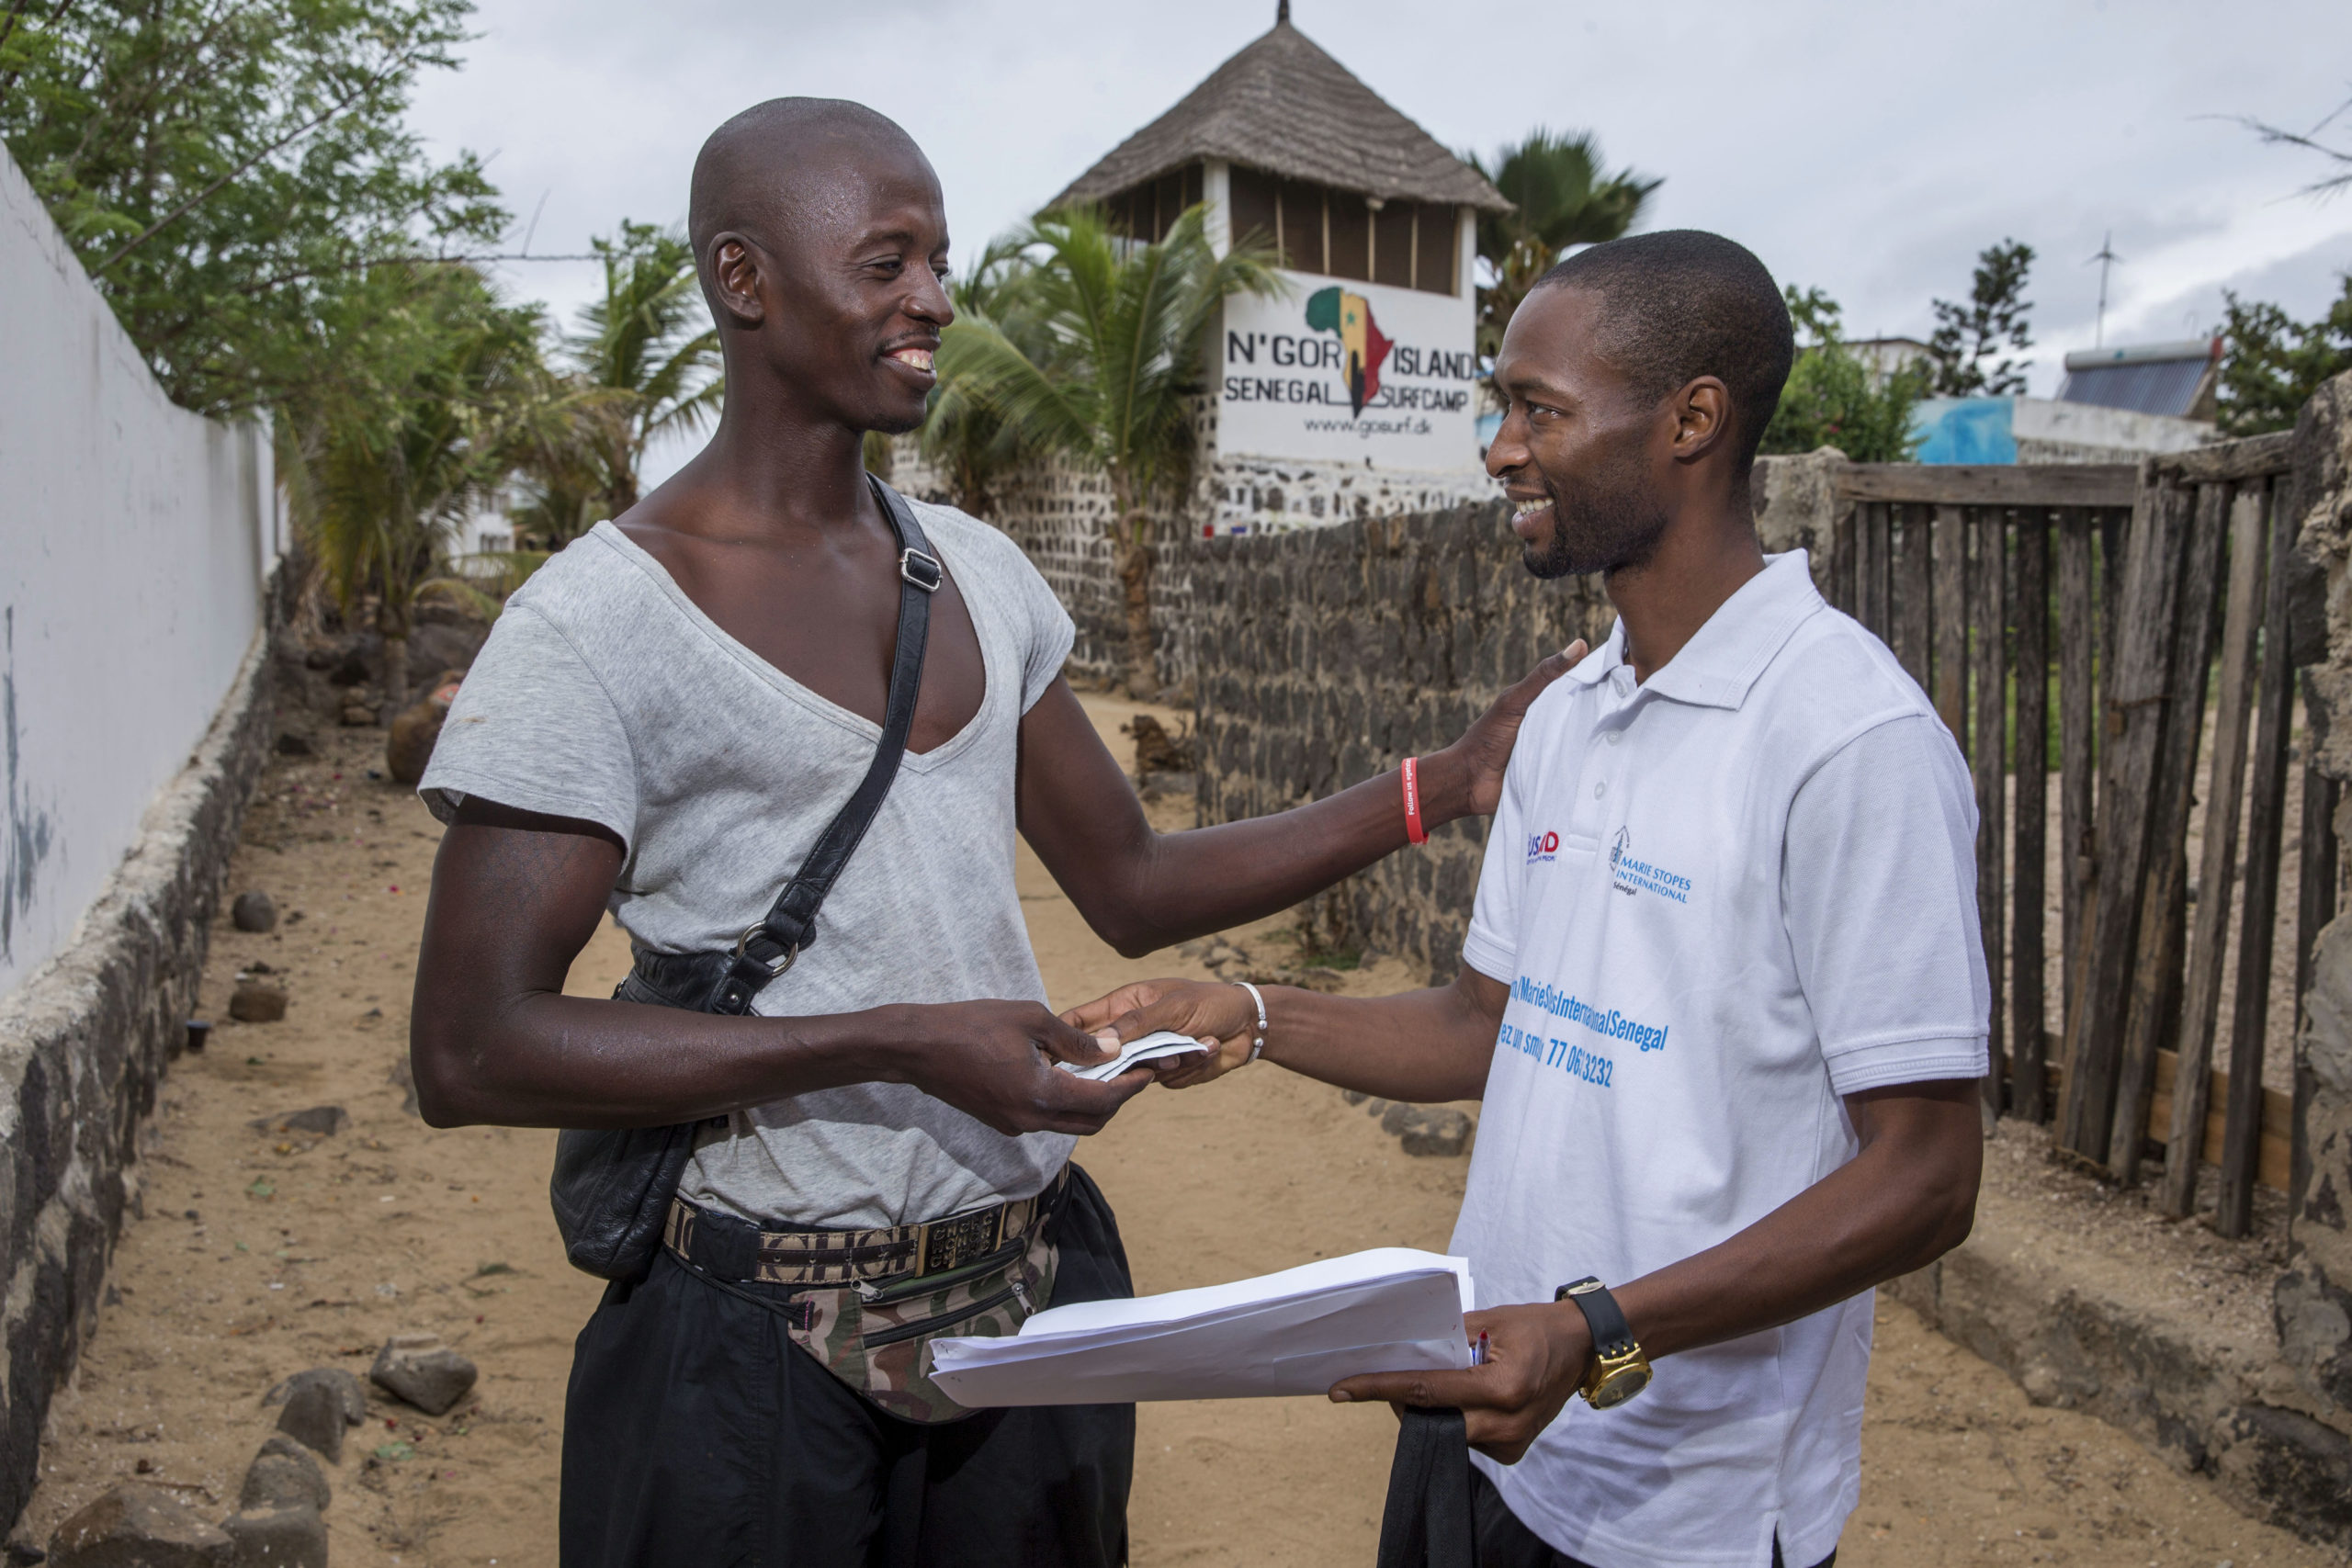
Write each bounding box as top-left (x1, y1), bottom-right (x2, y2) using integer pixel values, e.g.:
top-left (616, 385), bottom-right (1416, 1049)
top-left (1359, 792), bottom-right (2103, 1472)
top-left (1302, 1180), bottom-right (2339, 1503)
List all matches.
top-left (1329, 1299), bottom-right (1592, 1465)
top-left (1423, 642), bottom-right (1587, 820)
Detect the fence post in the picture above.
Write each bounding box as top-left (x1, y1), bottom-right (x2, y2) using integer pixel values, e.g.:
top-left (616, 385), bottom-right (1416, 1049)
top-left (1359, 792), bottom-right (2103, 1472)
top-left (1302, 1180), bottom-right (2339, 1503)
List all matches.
top-left (2065, 462), bottom-right (2188, 1166)
top-left (2012, 513), bottom-right (2052, 1122)
top-left (1970, 508), bottom-right (2009, 1126)
top-left (1896, 505), bottom-right (1933, 691)
top-left (2109, 479), bottom-right (2224, 1184)
top-left (2161, 481), bottom-right (2272, 1216)
top-left (2219, 475), bottom-right (2301, 1236)
top-left (2056, 510), bottom-right (2098, 1065)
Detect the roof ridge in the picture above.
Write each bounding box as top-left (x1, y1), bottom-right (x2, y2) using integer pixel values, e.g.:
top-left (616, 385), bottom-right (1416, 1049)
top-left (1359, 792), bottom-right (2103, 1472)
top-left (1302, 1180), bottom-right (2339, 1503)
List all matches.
top-left (1048, 18), bottom-right (1510, 215)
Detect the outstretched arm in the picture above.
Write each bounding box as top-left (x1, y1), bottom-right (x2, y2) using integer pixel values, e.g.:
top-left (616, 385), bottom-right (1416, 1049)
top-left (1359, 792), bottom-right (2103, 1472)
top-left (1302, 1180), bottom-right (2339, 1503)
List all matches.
top-left (409, 799), bottom-right (1146, 1134)
top-left (1015, 647), bottom-right (1580, 959)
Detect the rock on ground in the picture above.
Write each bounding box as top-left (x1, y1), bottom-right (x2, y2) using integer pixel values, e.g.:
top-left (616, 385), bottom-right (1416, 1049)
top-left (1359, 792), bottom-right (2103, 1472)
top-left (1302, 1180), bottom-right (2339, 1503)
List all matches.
top-left (368, 1335), bottom-right (477, 1416)
top-left (220, 1506), bottom-right (326, 1568)
top-left (237, 1438), bottom-right (329, 1513)
top-left (227, 984), bottom-right (286, 1023)
top-left (271, 1383), bottom-right (345, 1464)
top-left (259, 1371), bottom-right (365, 1427)
top-left (246, 1109), bottom-right (347, 1139)
top-left (47, 1485), bottom-right (232, 1567)
top-left (231, 892), bottom-right (277, 932)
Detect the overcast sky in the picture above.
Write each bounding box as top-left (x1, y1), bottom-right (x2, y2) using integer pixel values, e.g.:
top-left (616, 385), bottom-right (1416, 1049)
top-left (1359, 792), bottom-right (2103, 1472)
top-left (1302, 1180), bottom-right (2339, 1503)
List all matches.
top-left (408, 0), bottom-right (2352, 476)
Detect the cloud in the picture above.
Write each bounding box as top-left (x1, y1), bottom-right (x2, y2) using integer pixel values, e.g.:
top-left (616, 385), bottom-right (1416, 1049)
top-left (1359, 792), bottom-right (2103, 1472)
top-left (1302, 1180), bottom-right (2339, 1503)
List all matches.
top-left (408, 0), bottom-right (2352, 429)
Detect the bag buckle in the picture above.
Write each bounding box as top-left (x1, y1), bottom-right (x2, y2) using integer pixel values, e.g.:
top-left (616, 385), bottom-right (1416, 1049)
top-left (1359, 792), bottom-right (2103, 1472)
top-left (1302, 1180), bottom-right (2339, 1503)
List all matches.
top-left (900, 549), bottom-right (944, 592)
top-left (733, 924), bottom-right (800, 976)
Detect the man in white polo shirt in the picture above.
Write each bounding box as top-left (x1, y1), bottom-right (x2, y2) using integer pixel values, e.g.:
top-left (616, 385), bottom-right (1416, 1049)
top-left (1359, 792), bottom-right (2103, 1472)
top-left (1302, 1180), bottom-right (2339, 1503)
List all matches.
top-left (1078, 230), bottom-right (1988, 1567)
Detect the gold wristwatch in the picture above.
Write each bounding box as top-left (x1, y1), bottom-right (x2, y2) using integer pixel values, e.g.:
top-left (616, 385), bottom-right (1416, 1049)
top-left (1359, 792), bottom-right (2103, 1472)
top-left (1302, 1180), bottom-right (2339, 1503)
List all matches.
top-left (1555, 1277), bottom-right (1653, 1409)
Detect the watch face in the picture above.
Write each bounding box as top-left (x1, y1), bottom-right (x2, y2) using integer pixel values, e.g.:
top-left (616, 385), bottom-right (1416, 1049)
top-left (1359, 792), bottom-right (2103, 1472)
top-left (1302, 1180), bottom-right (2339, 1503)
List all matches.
top-left (1589, 1365), bottom-right (1652, 1410)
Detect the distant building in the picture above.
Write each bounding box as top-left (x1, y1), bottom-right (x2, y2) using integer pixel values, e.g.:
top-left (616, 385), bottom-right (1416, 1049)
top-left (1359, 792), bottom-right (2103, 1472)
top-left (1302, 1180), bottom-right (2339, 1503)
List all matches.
top-left (892, 5), bottom-right (1514, 682)
top-left (2055, 337), bottom-right (2222, 423)
top-left (1849, 337), bottom-right (1934, 389)
top-left (1908, 337), bottom-right (2220, 465)
top-left (1047, 4), bottom-right (1510, 535)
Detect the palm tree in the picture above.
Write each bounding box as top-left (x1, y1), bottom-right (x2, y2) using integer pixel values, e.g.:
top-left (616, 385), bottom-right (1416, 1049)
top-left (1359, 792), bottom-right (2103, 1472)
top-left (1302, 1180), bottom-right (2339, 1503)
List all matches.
top-left (1467, 130), bottom-right (1661, 356)
top-left (933, 205), bottom-right (1283, 698)
top-left (291, 265), bottom-right (540, 705)
top-left (918, 235), bottom-right (1046, 518)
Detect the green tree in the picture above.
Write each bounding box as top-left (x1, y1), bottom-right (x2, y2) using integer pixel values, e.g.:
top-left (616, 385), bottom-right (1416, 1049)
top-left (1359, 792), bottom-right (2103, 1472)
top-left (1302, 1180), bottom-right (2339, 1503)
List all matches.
top-left (1761, 288), bottom-right (1928, 462)
top-left (2216, 279), bottom-right (2352, 435)
top-left (0, 0), bottom-right (504, 417)
top-left (1466, 130), bottom-right (1660, 358)
top-left (933, 204), bottom-right (1282, 697)
top-left (288, 265), bottom-right (544, 705)
top-left (917, 234), bottom-right (1046, 518)
top-left (1928, 240), bottom-right (2035, 396)
top-left (565, 220), bottom-right (722, 513)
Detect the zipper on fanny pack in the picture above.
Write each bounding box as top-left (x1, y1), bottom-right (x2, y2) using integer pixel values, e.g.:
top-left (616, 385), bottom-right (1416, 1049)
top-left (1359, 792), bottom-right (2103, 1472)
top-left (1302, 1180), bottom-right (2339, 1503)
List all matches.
top-left (854, 1238), bottom-right (1028, 1305)
top-left (859, 1281), bottom-right (1024, 1349)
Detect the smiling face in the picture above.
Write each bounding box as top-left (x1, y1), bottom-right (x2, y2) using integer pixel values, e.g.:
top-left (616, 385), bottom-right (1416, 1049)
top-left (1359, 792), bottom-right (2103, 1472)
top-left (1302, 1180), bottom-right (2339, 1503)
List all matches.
top-left (698, 119), bottom-right (954, 436)
top-left (1485, 285), bottom-right (1676, 581)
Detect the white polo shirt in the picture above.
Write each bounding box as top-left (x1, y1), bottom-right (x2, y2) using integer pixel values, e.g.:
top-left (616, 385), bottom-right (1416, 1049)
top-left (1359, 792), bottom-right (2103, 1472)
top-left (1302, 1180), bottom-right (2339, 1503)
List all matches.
top-left (1452, 550), bottom-right (1988, 1568)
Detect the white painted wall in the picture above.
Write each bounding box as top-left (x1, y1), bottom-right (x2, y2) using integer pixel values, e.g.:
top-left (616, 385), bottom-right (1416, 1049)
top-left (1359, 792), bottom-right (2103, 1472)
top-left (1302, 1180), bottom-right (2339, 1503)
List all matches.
top-left (0, 148), bottom-right (283, 998)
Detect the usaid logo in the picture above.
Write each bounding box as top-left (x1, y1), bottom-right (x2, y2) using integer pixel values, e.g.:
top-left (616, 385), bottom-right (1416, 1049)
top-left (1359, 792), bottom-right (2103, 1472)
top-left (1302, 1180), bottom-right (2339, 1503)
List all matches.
top-left (1526, 830), bottom-right (1560, 864)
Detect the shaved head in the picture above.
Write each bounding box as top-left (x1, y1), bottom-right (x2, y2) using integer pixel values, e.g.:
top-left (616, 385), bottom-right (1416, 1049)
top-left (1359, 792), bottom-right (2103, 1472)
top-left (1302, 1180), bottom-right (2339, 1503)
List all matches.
top-left (687, 97), bottom-right (934, 295)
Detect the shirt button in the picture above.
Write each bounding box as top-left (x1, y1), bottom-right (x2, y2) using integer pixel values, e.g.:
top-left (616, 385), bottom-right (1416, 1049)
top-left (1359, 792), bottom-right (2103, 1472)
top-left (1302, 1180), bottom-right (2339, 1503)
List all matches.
top-left (1606, 730), bottom-right (1623, 746)
top-left (1594, 782), bottom-right (1607, 798)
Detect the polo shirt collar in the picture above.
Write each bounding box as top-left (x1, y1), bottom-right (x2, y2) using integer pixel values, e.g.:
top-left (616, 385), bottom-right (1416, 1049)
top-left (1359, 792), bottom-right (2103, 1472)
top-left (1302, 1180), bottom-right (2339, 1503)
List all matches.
top-left (1566, 551), bottom-right (1825, 712)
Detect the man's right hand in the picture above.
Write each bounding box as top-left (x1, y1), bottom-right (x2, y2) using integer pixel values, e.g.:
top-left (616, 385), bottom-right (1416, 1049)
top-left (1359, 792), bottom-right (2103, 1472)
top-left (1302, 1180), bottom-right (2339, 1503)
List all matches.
top-left (894, 1000), bottom-right (1155, 1135)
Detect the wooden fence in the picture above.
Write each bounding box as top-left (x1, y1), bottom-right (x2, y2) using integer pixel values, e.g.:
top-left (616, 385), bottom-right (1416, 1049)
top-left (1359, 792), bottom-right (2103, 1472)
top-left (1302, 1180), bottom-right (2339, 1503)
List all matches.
top-left (1822, 432), bottom-right (2327, 1234)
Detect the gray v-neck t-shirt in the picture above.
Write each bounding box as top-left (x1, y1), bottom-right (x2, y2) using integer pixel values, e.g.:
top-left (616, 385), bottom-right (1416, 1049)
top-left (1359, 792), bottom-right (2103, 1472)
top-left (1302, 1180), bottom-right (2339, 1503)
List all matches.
top-left (419, 505), bottom-right (1077, 1228)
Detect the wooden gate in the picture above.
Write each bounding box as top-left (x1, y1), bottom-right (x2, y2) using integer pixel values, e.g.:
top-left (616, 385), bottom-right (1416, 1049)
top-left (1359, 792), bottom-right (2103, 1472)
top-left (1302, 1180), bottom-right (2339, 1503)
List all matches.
top-left (1821, 432), bottom-right (2327, 1234)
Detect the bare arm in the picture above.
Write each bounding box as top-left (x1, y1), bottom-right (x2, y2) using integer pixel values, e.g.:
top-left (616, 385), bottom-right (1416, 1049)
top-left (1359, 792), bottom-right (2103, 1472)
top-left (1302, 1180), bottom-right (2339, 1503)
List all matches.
top-left (1065, 976), bottom-right (1980, 1462)
top-left (1015, 648), bottom-right (1579, 959)
top-left (409, 798), bottom-right (1147, 1134)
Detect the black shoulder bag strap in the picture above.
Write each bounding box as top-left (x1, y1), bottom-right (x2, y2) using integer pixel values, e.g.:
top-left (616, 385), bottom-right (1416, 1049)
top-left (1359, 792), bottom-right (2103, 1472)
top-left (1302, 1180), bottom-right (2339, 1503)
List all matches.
top-left (692, 472), bottom-right (944, 1015)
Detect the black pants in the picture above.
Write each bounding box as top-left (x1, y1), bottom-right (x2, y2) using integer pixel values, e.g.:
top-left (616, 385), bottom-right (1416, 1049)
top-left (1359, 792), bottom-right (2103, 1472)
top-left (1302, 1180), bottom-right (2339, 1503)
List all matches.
top-left (560, 1167), bottom-right (1136, 1568)
top-left (1471, 1467), bottom-right (1834, 1568)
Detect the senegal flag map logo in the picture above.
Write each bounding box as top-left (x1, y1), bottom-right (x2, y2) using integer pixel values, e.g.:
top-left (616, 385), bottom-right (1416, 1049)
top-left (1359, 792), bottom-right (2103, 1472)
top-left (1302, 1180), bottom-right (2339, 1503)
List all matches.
top-left (1306, 286), bottom-right (1392, 417)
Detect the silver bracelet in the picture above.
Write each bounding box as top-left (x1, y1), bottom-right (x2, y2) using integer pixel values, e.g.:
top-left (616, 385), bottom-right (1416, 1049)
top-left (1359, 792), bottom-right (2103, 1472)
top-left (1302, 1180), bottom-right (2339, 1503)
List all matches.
top-left (1235, 981), bottom-right (1269, 1063)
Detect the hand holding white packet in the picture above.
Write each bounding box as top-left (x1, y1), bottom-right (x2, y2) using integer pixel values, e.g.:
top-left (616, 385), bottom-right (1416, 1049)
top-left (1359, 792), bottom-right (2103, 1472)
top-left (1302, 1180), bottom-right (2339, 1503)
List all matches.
top-left (1059, 1029), bottom-right (1210, 1082)
top-left (927, 1247), bottom-right (1475, 1405)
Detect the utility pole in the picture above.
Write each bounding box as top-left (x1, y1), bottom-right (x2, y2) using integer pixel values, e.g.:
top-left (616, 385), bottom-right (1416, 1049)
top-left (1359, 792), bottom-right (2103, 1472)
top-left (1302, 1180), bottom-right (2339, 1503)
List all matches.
top-left (2086, 231), bottom-right (2122, 348)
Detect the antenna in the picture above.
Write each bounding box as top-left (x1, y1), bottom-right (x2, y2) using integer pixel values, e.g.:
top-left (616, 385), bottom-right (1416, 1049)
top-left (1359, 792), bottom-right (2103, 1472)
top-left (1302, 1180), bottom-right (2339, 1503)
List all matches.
top-left (2086, 231), bottom-right (2123, 348)
top-left (1277, 0), bottom-right (1290, 21)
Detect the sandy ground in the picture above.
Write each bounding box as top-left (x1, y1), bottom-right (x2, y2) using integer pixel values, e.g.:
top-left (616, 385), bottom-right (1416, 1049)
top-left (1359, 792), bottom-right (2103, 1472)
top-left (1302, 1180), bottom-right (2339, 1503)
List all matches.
top-left (11, 700), bottom-right (2343, 1566)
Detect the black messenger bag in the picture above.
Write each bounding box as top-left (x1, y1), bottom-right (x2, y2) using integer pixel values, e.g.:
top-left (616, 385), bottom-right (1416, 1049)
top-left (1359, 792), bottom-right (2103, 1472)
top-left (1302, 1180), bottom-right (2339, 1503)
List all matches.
top-left (549, 475), bottom-right (945, 1281)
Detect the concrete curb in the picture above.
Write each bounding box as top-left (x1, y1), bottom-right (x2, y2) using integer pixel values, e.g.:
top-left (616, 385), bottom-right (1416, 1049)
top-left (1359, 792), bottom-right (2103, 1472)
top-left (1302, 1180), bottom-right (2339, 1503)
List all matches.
top-left (1889, 1225), bottom-right (2352, 1548)
top-left (0, 584), bottom-right (281, 1536)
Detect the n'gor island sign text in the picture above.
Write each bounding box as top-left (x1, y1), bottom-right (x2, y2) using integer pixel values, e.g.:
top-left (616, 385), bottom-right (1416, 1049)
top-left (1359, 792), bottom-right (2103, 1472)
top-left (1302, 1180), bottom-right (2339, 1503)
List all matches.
top-left (1220, 275), bottom-right (1481, 470)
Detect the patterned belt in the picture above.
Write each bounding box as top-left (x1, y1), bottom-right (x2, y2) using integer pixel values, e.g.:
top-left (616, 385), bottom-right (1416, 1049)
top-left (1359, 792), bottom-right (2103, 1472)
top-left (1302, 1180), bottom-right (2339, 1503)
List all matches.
top-left (663, 1167), bottom-right (1069, 1287)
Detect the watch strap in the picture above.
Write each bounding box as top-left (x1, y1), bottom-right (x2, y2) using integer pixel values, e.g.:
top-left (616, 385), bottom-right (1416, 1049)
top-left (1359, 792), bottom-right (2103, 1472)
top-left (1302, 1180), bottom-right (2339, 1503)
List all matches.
top-left (1555, 1276), bottom-right (1639, 1361)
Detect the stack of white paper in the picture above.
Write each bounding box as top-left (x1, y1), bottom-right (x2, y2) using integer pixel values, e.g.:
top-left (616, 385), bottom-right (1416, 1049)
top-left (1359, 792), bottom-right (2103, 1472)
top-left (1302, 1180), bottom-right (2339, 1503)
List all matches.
top-left (928, 1247), bottom-right (1474, 1406)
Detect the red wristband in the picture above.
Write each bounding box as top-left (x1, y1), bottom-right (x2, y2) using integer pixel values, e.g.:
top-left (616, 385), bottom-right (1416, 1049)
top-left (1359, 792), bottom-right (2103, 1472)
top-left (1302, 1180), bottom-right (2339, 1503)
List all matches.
top-left (1402, 756), bottom-right (1429, 844)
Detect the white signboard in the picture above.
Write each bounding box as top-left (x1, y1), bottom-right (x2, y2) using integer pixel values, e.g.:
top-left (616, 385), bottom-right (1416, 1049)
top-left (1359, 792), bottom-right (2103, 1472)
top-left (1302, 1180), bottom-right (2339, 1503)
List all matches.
top-left (1217, 272), bottom-right (1481, 470)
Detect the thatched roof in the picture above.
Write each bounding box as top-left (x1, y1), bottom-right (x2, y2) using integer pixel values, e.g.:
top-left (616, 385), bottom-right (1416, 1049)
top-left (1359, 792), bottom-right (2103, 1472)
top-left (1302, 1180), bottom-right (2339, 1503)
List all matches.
top-left (1049, 14), bottom-right (1511, 214)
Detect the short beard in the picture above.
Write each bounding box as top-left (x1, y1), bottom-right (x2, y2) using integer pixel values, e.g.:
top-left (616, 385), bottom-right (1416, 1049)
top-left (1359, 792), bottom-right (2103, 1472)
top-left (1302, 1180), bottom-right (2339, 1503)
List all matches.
top-left (1521, 444), bottom-right (1669, 581)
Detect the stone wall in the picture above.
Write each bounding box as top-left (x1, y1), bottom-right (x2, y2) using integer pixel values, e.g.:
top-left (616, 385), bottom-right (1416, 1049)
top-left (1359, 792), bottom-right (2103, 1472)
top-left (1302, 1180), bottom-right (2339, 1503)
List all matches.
top-left (1188, 500), bottom-right (1615, 980)
top-left (2281, 370), bottom-right (2352, 1431)
top-left (1184, 452), bottom-right (1835, 980)
top-left (0, 586), bottom-right (282, 1537)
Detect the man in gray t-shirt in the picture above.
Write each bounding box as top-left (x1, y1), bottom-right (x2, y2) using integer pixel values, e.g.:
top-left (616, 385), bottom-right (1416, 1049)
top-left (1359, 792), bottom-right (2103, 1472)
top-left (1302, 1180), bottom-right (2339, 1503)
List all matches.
top-left (410, 98), bottom-right (1570, 1568)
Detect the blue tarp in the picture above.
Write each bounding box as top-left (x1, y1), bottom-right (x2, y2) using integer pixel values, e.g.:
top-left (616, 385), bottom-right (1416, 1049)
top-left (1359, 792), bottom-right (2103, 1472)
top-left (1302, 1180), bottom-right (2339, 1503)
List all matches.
top-left (1909, 397), bottom-right (2017, 464)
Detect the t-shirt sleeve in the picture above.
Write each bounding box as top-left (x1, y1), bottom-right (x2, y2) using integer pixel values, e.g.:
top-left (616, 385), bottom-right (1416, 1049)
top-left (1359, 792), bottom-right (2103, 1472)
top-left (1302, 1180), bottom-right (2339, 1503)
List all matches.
top-left (1000, 536), bottom-right (1076, 713)
top-left (417, 604), bottom-right (638, 850)
top-left (1461, 739), bottom-right (1532, 986)
top-left (1784, 713), bottom-right (1990, 1095)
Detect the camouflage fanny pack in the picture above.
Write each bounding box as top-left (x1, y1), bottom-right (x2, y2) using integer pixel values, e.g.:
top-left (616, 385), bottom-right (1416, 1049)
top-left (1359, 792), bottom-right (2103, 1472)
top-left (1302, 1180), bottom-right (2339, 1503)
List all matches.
top-left (662, 1170), bottom-right (1067, 1424)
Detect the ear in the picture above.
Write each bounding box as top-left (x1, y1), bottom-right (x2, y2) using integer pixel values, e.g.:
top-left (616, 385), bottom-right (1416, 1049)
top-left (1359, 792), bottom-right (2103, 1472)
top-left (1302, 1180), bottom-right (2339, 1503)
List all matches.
top-left (1669, 378), bottom-right (1733, 465)
top-left (708, 233), bottom-right (764, 328)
